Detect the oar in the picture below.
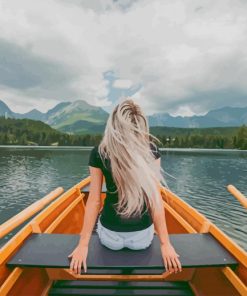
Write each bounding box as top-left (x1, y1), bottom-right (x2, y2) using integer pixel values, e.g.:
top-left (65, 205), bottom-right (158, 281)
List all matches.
top-left (227, 184), bottom-right (247, 209)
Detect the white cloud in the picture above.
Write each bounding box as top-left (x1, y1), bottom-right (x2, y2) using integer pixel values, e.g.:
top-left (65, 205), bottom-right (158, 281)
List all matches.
top-left (170, 105), bottom-right (207, 117)
top-left (0, 0), bottom-right (247, 115)
top-left (0, 86), bottom-right (60, 113)
top-left (112, 79), bottom-right (133, 89)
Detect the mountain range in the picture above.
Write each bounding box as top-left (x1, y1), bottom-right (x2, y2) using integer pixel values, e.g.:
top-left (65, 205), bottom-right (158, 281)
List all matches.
top-left (148, 106), bottom-right (247, 128)
top-left (0, 99), bottom-right (246, 134)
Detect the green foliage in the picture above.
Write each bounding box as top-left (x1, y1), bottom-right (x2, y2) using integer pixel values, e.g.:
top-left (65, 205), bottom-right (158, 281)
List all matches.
top-left (0, 117), bottom-right (62, 145)
top-left (0, 117), bottom-right (246, 149)
top-left (235, 124), bottom-right (247, 150)
top-left (0, 117), bottom-right (101, 146)
top-left (150, 125), bottom-right (245, 149)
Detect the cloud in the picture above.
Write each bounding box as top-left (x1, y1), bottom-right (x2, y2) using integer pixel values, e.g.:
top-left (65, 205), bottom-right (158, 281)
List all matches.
top-left (0, 39), bottom-right (77, 91)
top-left (112, 79), bottom-right (133, 89)
top-left (0, 0), bottom-right (247, 115)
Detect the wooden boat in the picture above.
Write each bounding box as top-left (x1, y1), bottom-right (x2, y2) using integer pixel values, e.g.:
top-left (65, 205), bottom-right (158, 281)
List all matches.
top-left (0, 176), bottom-right (246, 296)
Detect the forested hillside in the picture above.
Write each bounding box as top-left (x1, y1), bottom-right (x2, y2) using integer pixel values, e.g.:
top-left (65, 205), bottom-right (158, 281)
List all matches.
top-left (151, 126), bottom-right (247, 149)
top-left (0, 117), bottom-right (246, 149)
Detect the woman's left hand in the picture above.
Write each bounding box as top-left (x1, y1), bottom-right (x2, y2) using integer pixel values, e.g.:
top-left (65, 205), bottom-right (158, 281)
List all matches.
top-left (68, 243), bottom-right (88, 274)
top-left (160, 241), bottom-right (182, 274)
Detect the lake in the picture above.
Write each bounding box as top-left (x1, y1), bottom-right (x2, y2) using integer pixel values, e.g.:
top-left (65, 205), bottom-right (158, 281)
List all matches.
top-left (0, 146), bottom-right (246, 251)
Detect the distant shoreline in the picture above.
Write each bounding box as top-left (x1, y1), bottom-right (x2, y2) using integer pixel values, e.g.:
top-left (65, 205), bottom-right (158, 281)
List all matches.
top-left (0, 145), bottom-right (246, 152)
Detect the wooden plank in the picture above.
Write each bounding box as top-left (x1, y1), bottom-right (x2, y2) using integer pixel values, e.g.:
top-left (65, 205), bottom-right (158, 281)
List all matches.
top-left (48, 287), bottom-right (194, 296)
top-left (53, 280), bottom-right (190, 288)
top-left (49, 281), bottom-right (195, 296)
top-left (81, 183), bottom-right (107, 193)
top-left (6, 233), bottom-right (238, 272)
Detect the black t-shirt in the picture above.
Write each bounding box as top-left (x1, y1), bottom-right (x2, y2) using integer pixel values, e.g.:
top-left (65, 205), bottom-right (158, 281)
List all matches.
top-left (88, 143), bottom-right (161, 232)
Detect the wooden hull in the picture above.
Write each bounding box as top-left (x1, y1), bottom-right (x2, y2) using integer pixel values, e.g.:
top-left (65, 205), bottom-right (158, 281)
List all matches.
top-left (0, 176), bottom-right (246, 296)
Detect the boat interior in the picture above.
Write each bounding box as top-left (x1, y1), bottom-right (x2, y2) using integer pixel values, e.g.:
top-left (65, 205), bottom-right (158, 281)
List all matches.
top-left (0, 176), bottom-right (246, 296)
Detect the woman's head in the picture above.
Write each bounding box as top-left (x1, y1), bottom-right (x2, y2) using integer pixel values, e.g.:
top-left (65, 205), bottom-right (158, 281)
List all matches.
top-left (98, 98), bottom-right (168, 219)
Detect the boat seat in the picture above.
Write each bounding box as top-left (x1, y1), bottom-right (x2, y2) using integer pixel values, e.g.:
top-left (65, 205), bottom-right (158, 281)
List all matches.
top-left (6, 232), bottom-right (238, 273)
top-left (48, 280), bottom-right (195, 295)
top-left (81, 183), bottom-right (107, 193)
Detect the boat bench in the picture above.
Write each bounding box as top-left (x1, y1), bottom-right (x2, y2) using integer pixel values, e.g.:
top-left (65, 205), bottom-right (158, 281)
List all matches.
top-left (7, 232), bottom-right (238, 272)
top-left (81, 183), bottom-right (107, 193)
top-left (48, 280), bottom-right (196, 295)
top-left (6, 232), bottom-right (238, 296)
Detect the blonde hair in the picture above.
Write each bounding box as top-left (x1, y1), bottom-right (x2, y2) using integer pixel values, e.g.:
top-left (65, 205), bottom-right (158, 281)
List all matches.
top-left (98, 98), bottom-right (169, 219)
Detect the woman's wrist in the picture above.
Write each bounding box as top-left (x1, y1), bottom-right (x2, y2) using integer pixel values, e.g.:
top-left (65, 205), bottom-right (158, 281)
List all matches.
top-left (79, 235), bottom-right (90, 246)
top-left (79, 239), bottom-right (89, 247)
top-left (160, 239), bottom-right (171, 246)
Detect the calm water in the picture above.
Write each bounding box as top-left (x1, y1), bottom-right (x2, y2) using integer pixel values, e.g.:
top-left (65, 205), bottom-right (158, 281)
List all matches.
top-left (0, 146), bottom-right (246, 251)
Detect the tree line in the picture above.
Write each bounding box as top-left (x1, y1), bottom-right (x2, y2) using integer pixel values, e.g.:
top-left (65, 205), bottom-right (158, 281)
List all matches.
top-left (0, 117), bottom-right (246, 150)
top-left (157, 126), bottom-right (247, 149)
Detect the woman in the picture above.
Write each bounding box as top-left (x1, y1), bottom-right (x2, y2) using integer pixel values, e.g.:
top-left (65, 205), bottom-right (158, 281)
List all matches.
top-left (68, 98), bottom-right (182, 275)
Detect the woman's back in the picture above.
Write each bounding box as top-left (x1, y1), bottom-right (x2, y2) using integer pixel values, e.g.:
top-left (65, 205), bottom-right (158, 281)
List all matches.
top-left (69, 99), bottom-right (181, 275)
top-left (88, 142), bottom-right (161, 232)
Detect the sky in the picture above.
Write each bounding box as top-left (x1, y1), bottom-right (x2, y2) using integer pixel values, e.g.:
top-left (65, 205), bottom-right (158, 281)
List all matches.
top-left (0, 0), bottom-right (247, 116)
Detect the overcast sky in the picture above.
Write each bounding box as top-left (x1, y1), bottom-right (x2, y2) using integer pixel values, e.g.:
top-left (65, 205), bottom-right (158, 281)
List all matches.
top-left (0, 0), bottom-right (247, 116)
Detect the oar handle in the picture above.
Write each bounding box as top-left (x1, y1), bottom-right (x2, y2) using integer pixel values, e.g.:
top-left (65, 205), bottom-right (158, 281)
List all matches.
top-left (227, 184), bottom-right (247, 209)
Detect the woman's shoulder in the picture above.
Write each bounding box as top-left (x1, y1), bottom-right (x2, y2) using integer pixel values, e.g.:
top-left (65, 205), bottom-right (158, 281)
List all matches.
top-left (88, 145), bottom-right (102, 168)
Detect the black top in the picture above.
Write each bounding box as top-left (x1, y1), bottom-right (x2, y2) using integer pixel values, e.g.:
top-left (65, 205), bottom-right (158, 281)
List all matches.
top-left (88, 143), bottom-right (162, 232)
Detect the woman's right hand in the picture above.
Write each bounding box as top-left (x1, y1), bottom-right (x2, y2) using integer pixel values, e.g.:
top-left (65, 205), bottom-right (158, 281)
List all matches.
top-left (68, 243), bottom-right (88, 274)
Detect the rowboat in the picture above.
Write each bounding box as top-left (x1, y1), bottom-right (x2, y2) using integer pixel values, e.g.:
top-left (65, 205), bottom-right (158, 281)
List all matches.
top-left (0, 176), bottom-right (246, 296)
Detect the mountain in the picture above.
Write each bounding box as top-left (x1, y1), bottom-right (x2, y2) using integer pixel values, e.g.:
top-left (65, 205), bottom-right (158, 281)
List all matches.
top-left (14, 109), bottom-right (47, 121)
top-left (1, 99), bottom-right (247, 134)
top-left (0, 100), bottom-right (46, 121)
top-left (0, 99), bottom-right (109, 134)
top-left (206, 106), bottom-right (247, 125)
top-left (59, 120), bottom-right (106, 134)
top-left (147, 106), bottom-right (247, 128)
top-left (46, 102), bottom-right (71, 119)
top-left (0, 100), bottom-right (14, 117)
top-left (45, 100), bottom-right (108, 128)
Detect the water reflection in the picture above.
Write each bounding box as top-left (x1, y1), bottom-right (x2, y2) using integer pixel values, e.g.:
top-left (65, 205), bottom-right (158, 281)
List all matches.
top-left (164, 150), bottom-right (247, 251)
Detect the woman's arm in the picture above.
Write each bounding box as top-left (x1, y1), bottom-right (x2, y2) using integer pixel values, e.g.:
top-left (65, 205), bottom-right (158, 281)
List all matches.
top-left (150, 157), bottom-right (171, 245)
top-left (79, 166), bottom-right (103, 246)
top-left (150, 158), bottom-right (182, 273)
top-left (68, 166), bottom-right (103, 274)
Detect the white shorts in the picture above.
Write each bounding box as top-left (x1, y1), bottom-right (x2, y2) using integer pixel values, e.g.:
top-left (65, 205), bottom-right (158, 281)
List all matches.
top-left (96, 216), bottom-right (154, 250)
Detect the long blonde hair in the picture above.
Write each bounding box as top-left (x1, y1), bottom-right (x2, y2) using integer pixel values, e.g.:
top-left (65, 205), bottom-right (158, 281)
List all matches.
top-left (98, 98), bottom-right (168, 219)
